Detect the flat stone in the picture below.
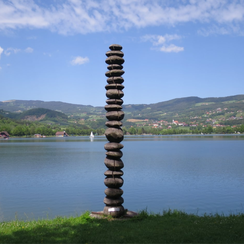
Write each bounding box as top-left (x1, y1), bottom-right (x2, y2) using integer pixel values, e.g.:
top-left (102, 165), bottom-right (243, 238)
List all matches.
top-left (106, 89), bottom-right (124, 99)
top-left (105, 104), bottom-right (122, 112)
top-left (105, 121), bottom-right (123, 128)
top-left (106, 150), bottom-right (123, 158)
top-left (104, 157), bottom-right (124, 170)
top-left (105, 69), bottom-right (124, 77)
top-left (104, 170), bottom-right (124, 176)
top-left (90, 210), bottom-right (138, 219)
top-left (106, 111), bottom-right (124, 121)
top-left (104, 196), bottom-right (124, 206)
top-left (106, 99), bottom-right (123, 105)
top-left (104, 142), bottom-right (124, 150)
top-left (104, 188), bottom-right (123, 198)
top-left (109, 44), bottom-right (122, 51)
top-left (105, 84), bottom-right (124, 90)
top-left (105, 56), bottom-right (124, 65)
top-left (106, 51), bottom-right (124, 58)
top-left (104, 177), bottom-right (124, 188)
top-left (105, 128), bottom-right (124, 142)
top-left (107, 77), bottom-right (124, 84)
top-left (107, 64), bottom-right (123, 70)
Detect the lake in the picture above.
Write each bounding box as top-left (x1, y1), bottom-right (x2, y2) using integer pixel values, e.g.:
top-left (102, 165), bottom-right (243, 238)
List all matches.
top-left (1, 135), bottom-right (244, 221)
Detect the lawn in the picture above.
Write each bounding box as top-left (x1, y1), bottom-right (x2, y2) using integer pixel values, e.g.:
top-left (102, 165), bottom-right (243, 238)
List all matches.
top-left (1, 210), bottom-right (244, 243)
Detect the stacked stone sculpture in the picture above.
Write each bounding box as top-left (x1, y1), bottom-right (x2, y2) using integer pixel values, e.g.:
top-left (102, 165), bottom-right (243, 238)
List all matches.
top-left (103, 44), bottom-right (125, 218)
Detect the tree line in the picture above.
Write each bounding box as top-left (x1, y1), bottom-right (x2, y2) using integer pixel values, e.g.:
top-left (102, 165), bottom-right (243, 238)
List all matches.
top-left (1, 116), bottom-right (244, 137)
top-left (123, 124), bottom-right (244, 135)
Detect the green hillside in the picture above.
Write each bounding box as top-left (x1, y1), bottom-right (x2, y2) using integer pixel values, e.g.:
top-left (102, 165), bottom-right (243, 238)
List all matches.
top-left (1, 108), bottom-right (68, 123)
top-left (19, 108), bottom-right (68, 124)
top-left (1, 95), bottom-right (244, 122)
top-left (1, 95), bottom-right (244, 135)
top-left (0, 100), bottom-right (103, 117)
top-left (123, 95), bottom-right (244, 121)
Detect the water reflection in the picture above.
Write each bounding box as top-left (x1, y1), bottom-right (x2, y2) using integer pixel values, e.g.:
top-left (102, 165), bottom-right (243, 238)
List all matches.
top-left (0, 135), bottom-right (244, 221)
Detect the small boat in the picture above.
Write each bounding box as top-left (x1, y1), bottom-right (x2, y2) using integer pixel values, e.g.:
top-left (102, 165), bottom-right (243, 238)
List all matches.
top-left (90, 131), bottom-right (94, 138)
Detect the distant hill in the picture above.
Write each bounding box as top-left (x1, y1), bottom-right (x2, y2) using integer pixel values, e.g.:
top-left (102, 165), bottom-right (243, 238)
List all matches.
top-left (1, 95), bottom-right (244, 124)
top-left (1, 108), bottom-right (68, 124)
top-left (123, 95), bottom-right (244, 121)
top-left (0, 100), bottom-right (103, 116)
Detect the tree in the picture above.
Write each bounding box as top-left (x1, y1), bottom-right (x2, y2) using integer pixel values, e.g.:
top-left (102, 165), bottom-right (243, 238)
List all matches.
top-left (128, 127), bottom-right (136, 135)
top-left (12, 125), bottom-right (24, 136)
top-left (22, 126), bottom-right (30, 136)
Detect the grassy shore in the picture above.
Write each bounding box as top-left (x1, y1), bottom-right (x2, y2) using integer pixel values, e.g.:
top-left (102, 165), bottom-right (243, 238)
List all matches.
top-left (1, 210), bottom-right (244, 243)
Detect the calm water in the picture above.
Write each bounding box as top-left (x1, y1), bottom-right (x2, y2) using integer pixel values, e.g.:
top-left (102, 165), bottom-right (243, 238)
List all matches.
top-left (1, 135), bottom-right (244, 221)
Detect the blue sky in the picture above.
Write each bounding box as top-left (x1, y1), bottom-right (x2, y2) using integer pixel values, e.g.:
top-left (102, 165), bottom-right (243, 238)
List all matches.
top-left (0, 0), bottom-right (244, 106)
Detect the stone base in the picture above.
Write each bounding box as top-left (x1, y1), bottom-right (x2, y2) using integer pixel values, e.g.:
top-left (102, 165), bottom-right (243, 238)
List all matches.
top-left (90, 210), bottom-right (138, 220)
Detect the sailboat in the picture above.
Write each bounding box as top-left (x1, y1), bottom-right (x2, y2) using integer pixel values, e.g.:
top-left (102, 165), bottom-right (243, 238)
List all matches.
top-left (90, 131), bottom-right (94, 138)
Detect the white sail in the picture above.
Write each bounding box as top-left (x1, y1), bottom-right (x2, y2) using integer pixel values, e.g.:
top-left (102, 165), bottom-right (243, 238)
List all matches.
top-left (90, 131), bottom-right (94, 138)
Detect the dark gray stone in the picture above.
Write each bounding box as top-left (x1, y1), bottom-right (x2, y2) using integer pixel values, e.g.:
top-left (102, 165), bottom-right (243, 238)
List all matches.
top-left (106, 89), bottom-right (124, 99)
top-left (105, 56), bottom-right (124, 65)
top-left (106, 99), bottom-right (123, 105)
top-left (109, 44), bottom-right (122, 51)
top-left (104, 196), bottom-right (124, 205)
top-left (105, 104), bottom-right (122, 112)
top-left (106, 111), bottom-right (124, 121)
top-left (104, 170), bottom-right (124, 176)
top-left (105, 84), bottom-right (124, 90)
top-left (104, 142), bottom-right (124, 151)
top-left (105, 121), bottom-right (123, 128)
top-left (105, 69), bottom-right (124, 77)
top-left (106, 150), bottom-right (123, 158)
top-left (104, 157), bottom-right (124, 170)
top-left (107, 64), bottom-right (123, 70)
top-left (104, 177), bottom-right (124, 188)
top-left (107, 77), bottom-right (124, 84)
top-left (104, 188), bottom-right (123, 198)
top-left (106, 51), bottom-right (124, 57)
top-left (105, 128), bottom-right (124, 142)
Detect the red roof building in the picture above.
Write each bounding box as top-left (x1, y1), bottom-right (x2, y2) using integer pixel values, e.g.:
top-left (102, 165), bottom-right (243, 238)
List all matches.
top-left (0, 131), bottom-right (10, 139)
top-left (55, 131), bottom-right (69, 137)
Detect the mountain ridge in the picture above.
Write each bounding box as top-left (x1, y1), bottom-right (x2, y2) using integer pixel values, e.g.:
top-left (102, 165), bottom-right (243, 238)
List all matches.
top-left (1, 94), bottom-right (244, 123)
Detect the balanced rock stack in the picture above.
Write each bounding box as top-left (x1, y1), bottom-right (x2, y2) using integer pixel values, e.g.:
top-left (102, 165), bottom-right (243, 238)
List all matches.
top-left (103, 44), bottom-right (125, 218)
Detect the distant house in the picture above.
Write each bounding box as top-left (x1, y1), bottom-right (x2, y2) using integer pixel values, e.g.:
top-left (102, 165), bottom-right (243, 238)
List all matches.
top-left (34, 134), bottom-right (42, 138)
top-left (172, 120), bottom-right (179, 125)
top-left (56, 131), bottom-right (69, 137)
top-left (0, 131), bottom-right (10, 139)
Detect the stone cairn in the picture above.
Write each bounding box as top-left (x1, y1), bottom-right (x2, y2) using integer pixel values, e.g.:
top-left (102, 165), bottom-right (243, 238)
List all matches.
top-left (103, 44), bottom-right (125, 218)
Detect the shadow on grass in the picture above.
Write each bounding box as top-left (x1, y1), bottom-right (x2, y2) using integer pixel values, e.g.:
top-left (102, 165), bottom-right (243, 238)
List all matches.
top-left (1, 210), bottom-right (244, 244)
top-left (0, 213), bottom-right (102, 244)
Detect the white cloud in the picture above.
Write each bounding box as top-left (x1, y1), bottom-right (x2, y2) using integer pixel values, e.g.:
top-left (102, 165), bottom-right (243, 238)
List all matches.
top-left (198, 24), bottom-right (244, 36)
top-left (43, 52), bottom-right (52, 57)
top-left (142, 34), bottom-right (182, 46)
top-left (25, 47), bottom-right (33, 53)
top-left (71, 56), bottom-right (89, 65)
top-left (0, 46), bottom-right (3, 58)
top-left (0, 0), bottom-right (243, 35)
top-left (142, 34), bottom-right (184, 53)
top-left (3, 47), bottom-right (34, 56)
top-left (4, 48), bottom-right (21, 56)
top-left (160, 44), bottom-right (184, 53)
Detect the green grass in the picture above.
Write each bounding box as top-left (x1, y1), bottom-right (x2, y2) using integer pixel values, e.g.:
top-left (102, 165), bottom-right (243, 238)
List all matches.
top-left (195, 102), bottom-right (215, 106)
top-left (1, 210), bottom-right (244, 243)
top-left (222, 100), bottom-right (237, 104)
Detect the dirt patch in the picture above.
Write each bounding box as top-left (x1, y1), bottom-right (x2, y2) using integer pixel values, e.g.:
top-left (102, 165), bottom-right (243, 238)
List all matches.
top-left (23, 114), bottom-right (46, 121)
top-left (127, 119), bottom-right (146, 122)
